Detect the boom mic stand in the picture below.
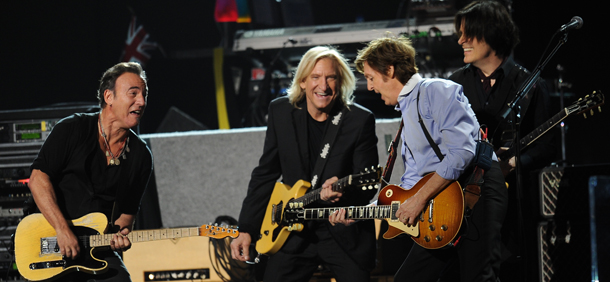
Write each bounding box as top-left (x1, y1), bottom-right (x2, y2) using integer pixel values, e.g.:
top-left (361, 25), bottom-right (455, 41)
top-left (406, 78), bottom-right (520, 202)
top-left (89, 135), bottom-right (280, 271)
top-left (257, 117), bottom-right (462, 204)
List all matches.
top-left (499, 28), bottom-right (573, 282)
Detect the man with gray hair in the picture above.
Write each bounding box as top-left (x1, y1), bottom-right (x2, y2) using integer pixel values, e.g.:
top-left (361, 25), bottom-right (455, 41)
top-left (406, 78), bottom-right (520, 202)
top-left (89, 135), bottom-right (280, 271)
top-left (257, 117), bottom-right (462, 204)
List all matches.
top-left (231, 46), bottom-right (379, 282)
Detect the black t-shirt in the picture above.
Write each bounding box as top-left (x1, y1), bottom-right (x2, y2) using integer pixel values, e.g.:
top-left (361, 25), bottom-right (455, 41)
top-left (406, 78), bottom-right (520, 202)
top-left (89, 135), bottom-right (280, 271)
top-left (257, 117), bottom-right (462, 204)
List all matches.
top-left (307, 114), bottom-right (327, 174)
top-left (30, 112), bottom-right (153, 221)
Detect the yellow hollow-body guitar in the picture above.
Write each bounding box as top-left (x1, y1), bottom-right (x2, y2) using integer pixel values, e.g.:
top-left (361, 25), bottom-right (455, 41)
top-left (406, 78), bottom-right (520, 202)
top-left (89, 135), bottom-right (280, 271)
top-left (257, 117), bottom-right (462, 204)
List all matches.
top-left (256, 166), bottom-right (381, 255)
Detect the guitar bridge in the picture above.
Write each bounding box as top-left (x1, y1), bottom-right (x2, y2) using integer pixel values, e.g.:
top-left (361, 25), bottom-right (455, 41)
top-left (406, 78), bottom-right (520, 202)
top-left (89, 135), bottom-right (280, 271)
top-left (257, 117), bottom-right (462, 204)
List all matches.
top-left (29, 260), bottom-right (66, 270)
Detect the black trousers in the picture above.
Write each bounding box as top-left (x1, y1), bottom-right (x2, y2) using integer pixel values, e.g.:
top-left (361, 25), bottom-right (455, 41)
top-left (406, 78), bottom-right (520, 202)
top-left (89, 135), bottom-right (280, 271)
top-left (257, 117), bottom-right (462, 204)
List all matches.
top-left (395, 161), bottom-right (508, 282)
top-left (264, 224), bottom-right (370, 282)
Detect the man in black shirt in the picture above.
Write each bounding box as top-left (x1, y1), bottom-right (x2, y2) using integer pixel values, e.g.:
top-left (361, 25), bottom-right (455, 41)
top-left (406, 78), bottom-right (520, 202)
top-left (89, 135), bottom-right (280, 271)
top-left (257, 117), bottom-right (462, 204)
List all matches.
top-left (28, 62), bottom-right (153, 281)
top-left (449, 1), bottom-right (558, 280)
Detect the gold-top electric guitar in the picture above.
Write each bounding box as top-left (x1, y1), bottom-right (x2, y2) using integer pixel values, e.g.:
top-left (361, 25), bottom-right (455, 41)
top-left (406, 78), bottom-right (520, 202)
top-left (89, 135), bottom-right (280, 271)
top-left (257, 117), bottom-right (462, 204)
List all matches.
top-left (256, 166), bottom-right (381, 255)
top-left (15, 212), bottom-right (239, 282)
top-left (284, 173), bottom-right (464, 249)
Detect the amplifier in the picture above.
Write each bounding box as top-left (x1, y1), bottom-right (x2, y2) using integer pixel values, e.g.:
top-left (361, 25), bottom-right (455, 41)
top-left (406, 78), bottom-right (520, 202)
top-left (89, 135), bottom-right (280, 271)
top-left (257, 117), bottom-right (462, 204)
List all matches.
top-left (537, 221), bottom-right (553, 282)
top-left (538, 166), bottom-right (564, 218)
top-left (124, 236), bottom-right (237, 282)
top-left (538, 164), bottom-right (610, 282)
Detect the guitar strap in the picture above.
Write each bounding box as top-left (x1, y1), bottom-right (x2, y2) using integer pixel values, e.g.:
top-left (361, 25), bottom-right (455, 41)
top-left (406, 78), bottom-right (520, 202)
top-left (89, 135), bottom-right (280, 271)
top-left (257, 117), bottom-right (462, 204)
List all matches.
top-left (415, 89), bottom-right (483, 211)
top-left (309, 106), bottom-right (349, 189)
top-left (381, 120), bottom-right (404, 186)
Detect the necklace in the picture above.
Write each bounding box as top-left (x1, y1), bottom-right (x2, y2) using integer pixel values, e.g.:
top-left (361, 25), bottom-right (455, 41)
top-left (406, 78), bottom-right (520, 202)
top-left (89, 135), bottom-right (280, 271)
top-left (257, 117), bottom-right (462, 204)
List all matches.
top-left (98, 113), bottom-right (129, 165)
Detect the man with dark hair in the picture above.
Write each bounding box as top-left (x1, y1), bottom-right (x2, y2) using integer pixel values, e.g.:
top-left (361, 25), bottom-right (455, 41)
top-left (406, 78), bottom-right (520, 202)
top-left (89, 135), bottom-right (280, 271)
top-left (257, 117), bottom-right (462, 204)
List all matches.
top-left (449, 1), bottom-right (558, 279)
top-left (230, 46), bottom-right (379, 282)
top-left (450, 0), bottom-right (556, 177)
top-left (331, 35), bottom-right (508, 281)
top-left (28, 62), bottom-right (153, 281)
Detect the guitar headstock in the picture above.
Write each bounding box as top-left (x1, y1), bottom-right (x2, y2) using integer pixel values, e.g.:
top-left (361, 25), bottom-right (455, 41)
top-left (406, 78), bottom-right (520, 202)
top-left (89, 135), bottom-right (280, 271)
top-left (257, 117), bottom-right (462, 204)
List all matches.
top-left (351, 165), bottom-right (382, 191)
top-left (201, 224), bottom-right (239, 239)
top-left (569, 90), bottom-right (605, 118)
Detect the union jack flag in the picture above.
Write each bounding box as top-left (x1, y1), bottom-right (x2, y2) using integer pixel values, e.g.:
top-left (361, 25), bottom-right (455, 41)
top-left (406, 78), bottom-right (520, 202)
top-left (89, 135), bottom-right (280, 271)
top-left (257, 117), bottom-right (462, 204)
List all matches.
top-left (121, 15), bottom-right (158, 66)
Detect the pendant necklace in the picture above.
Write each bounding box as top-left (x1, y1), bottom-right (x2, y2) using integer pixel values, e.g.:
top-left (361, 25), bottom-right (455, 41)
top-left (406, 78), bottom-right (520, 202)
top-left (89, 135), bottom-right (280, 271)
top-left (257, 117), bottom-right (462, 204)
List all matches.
top-left (98, 113), bottom-right (129, 166)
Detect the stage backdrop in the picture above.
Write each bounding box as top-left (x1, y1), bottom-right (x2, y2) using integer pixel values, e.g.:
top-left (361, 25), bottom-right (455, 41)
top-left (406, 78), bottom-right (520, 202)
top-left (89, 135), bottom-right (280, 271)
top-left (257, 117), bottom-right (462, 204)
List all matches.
top-left (141, 118), bottom-right (404, 228)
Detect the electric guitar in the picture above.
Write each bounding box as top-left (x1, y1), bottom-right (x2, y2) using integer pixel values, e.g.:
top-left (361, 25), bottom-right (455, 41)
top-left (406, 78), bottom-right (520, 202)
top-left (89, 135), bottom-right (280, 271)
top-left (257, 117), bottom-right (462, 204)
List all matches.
top-left (256, 166), bottom-right (382, 255)
top-left (499, 90), bottom-right (604, 161)
top-left (14, 212), bottom-right (239, 282)
top-left (284, 173), bottom-right (464, 249)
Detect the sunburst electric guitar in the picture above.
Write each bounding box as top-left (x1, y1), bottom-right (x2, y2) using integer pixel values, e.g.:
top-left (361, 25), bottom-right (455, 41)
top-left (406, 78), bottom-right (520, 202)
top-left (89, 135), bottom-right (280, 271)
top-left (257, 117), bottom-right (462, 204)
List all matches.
top-left (15, 212), bottom-right (239, 282)
top-left (256, 166), bottom-right (382, 255)
top-left (284, 173), bottom-right (464, 249)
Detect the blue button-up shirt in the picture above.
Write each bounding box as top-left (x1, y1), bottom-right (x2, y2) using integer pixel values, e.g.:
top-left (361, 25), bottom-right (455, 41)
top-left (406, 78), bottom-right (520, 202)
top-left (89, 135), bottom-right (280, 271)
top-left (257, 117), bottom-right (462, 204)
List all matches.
top-left (397, 74), bottom-right (492, 189)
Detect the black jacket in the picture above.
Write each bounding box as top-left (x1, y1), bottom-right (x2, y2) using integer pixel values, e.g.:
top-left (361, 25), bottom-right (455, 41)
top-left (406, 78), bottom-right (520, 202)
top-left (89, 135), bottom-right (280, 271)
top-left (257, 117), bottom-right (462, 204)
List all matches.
top-left (237, 96), bottom-right (379, 270)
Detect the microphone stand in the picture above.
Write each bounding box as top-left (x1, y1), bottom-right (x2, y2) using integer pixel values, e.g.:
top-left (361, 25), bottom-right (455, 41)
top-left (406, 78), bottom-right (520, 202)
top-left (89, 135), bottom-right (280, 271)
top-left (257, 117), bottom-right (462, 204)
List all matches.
top-left (499, 31), bottom-right (570, 282)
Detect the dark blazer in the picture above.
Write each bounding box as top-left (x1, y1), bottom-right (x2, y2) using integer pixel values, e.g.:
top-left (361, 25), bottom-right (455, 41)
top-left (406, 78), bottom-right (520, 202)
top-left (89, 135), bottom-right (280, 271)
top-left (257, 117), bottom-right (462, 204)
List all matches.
top-left (237, 96), bottom-right (379, 270)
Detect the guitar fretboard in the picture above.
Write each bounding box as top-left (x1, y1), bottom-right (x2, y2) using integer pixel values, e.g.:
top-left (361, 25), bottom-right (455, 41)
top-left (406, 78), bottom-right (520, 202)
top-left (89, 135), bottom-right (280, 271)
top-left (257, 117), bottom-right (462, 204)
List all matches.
top-left (89, 227), bottom-right (200, 247)
top-left (291, 177), bottom-right (353, 208)
top-left (519, 108), bottom-right (568, 148)
top-left (297, 203), bottom-right (401, 221)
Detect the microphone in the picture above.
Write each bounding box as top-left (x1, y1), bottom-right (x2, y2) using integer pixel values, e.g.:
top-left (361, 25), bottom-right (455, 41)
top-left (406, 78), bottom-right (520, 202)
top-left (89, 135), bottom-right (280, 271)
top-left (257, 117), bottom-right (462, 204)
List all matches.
top-left (558, 16), bottom-right (583, 33)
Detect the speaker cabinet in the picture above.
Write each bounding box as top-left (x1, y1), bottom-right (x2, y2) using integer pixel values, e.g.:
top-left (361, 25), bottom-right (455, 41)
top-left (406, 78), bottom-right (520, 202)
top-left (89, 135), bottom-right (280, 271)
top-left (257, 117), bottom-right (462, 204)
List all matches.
top-left (534, 164), bottom-right (610, 282)
top-left (538, 166), bottom-right (564, 218)
top-left (123, 236), bottom-right (231, 282)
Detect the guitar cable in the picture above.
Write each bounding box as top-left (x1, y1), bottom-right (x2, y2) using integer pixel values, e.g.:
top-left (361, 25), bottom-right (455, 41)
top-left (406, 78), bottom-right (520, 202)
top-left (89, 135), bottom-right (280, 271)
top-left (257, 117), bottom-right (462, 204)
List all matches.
top-left (209, 216), bottom-right (256, 282)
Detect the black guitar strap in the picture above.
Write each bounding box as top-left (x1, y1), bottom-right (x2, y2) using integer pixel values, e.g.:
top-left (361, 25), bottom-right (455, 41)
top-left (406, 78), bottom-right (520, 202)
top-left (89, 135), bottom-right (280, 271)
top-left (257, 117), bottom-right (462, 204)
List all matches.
top-left (309, 106), bottom-right (349, 189)
top-left (416, 88), bottom-right (485, 211)
top-left (415, 89), bottom-right (444, 161)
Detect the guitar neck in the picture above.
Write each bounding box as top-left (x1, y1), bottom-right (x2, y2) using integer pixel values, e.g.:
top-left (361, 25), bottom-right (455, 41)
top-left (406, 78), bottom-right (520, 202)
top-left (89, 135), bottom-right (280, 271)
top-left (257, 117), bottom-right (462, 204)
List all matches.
top-left (291, 175), bottom-right (354, 207)
top-left (519, 108), bottom-right (568, 149)
top-left (82, 224), bottom-right (239, 247)
top-left (88, 226), bottom-right (217, 248)
top-left (300, 204), bottom-right (400, 221)
top-left (502, 107), bottom-right (569, 160)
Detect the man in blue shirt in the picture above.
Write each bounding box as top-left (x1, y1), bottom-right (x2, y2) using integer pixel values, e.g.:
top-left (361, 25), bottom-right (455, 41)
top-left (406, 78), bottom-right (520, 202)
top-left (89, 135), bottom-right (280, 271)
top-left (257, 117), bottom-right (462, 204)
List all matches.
top-left (353, 36), bottom-right (508, 281)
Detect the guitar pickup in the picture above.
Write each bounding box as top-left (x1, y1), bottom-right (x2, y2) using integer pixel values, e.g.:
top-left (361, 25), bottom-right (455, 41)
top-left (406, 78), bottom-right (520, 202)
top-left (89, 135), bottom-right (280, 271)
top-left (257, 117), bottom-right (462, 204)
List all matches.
top-left (40, 237), bottom-right (60, 255)
top-left (271, 203), bottom-right (283, 224)
top-left (390, 201), bottom-right (400, 221)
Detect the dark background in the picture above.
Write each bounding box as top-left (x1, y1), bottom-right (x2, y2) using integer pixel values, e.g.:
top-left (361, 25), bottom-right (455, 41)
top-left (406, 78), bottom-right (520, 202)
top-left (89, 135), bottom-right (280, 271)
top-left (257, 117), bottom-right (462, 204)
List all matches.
top-left (1, 0), bottom-right (607, 166)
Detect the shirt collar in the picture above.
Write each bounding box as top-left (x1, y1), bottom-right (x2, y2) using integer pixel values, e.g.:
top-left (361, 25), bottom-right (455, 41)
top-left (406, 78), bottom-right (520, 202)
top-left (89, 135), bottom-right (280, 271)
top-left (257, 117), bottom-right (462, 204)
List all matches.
top-left (398, 73), bottom-right (423, 101)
